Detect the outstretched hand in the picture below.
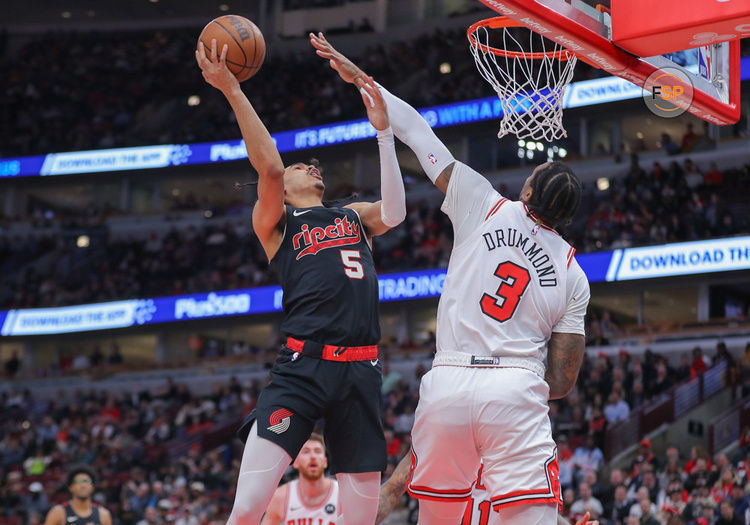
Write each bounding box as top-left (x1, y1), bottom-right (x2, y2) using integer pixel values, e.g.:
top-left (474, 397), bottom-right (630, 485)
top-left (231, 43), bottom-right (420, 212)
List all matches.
top-left (575, 512), bottom-right (599, 525)
top-left (359, 75), bottom-right (389, 131)
top-left (195, 39), bottom-right (239, 94)
top-left (309, 32), bottom-right (365, 86)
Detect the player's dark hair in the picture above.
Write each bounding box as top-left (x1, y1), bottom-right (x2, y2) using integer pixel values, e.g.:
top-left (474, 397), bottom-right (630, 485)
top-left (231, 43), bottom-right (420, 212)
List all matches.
top-left (237, 158), bottom-right (357, 207)
top-left (526, 161), bottom-right (581, 227)
top-left (67, 465), bottom-right (96, 487)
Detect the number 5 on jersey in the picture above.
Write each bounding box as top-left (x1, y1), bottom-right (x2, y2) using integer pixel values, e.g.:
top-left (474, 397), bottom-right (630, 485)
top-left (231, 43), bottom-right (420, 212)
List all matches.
top-left (480, 261), bottom-right (530, 322)
top-left (340, 249), bottom-right (364, 279)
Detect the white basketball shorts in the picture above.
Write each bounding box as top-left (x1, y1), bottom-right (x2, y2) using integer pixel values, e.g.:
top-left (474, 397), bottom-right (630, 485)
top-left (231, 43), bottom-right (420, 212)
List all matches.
top-left (407, 365), bottom-right (561, 512)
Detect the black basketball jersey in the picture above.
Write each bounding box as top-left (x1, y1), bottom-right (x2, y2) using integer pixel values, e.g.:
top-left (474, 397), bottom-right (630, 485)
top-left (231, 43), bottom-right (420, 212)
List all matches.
top-left (270, 205), bottom-right (380, 346)
top-left (62, 502), bottom-right (102, 525)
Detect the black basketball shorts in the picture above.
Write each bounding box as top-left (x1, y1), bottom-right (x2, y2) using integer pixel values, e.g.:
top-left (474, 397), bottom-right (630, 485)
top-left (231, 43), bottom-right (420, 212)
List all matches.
top-left (237, 346), bottom-right (387, 474)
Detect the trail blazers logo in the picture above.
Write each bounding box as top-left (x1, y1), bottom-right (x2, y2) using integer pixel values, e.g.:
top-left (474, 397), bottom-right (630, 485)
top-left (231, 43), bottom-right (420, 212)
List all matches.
top-left (267, 408), bottom-right (293, 434)
top-left (292, 216), bottom-right (360, 260)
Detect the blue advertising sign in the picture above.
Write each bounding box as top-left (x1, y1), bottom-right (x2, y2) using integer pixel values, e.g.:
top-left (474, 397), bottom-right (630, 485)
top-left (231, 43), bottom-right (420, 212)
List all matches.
top-left (2, 236), bottom-right (748, 336)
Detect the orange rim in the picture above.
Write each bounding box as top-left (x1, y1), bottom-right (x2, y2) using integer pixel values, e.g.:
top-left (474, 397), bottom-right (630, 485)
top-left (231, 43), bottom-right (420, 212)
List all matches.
top-left (467, 16), bottom-right (574, 61)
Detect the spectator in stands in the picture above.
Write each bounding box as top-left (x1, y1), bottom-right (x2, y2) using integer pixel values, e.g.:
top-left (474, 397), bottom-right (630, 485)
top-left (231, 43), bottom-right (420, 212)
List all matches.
top-left (22, 481), bottom-right (49, 519)
top-left (570, 482), bottom-right (604, 520)
top-left (690, 347), bottom-right (710, 378)
top-left (681, 123), bottom-right (699, 153)
top-left (716, 497), bottom-right (744, 525)
top-left (4, 351), bottom-right (21, 377)
top-left (660, 133), bottom-right (680, 155)
top-left (629, 486), bottom-right (659, 519)
top-left (650, 362), bottom-right (674, 397)
top-left (632, 495), bottom-right (661, 525)
top-left (731, 481), bottom-right (748, 518)
top-left (660, 480), bottom-right (688, 523)
top-left (571, 434), bottom-right (604, 483)
top-left (557, 435), bottom-right (575, 491)
top-left (604, 390), bottom-right (630, 423)
top-left (606, 483), bottom-right (632, 524)
top-left (675, 354), bottom-right (692, 383)
top-left (703, 162), bottom-right (723, 185)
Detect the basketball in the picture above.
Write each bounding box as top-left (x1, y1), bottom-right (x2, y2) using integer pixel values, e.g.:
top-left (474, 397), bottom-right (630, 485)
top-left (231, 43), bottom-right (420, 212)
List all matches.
top-left (198, 15), bottom-right (265, 82)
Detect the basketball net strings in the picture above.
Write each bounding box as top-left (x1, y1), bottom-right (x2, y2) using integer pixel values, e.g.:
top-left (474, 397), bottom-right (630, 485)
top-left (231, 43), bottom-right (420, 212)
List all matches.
top-left (469, 25), bottom-right (577, 141)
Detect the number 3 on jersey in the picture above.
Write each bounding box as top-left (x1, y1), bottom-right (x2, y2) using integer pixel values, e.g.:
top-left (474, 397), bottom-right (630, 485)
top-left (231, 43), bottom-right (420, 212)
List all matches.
top-left (480, 261), bottom-right (530, 322)
top-left (340, 249), bottom-right (364, 279)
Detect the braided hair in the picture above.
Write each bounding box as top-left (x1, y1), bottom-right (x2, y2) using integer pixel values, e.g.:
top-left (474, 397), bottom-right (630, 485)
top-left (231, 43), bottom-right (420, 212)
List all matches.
top-left (525, 161), bottom-right (582, 228)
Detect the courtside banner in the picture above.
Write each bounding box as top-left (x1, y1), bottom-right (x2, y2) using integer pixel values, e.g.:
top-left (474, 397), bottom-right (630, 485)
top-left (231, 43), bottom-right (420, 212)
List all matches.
top-left (606, 236), bottom-right (750, 281)
top-left (2, 238), bottom-right (748, 336)
top-left (0, 270), bottom-right (447, 336)
top-left (13, 60), bottom-right (750, 180)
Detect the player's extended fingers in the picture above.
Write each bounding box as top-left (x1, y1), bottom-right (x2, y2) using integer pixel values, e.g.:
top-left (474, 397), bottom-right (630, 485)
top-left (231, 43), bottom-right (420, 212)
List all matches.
top-left (574, 512), bottom-right (590, 525)
top-left (197, 41), bottom-right (207, 63)
top-left (359, 83), bottom-right (376, 108)
top-left (210, 38), bottom-right (218, 62)
top-left (220, 43), bottom-right (228, 64)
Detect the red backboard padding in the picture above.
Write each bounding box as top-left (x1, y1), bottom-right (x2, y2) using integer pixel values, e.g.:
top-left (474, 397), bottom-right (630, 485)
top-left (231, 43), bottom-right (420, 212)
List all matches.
top-left (611, 0), bottom-right (750, 57)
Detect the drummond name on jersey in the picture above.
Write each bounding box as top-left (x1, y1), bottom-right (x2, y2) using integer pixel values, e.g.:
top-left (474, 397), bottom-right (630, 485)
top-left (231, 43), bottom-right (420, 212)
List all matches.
top-left (482, 227), bottom-right (557, 287)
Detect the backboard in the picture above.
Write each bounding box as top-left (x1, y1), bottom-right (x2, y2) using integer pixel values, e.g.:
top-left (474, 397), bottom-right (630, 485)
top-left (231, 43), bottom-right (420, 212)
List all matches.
top-left (475, 0), bottom-right (744, 125)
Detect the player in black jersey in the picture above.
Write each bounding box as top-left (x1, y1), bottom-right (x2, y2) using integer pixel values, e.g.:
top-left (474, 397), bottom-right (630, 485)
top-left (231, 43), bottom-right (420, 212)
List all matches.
top-left (196, 39), bottom-right (406, 525)
top-left (43, 467), bottom-right (112, 525)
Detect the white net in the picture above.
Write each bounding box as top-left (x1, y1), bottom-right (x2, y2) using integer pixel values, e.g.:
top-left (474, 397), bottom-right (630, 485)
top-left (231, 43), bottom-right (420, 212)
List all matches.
top-left (469, 20), bottom-right (577, 142)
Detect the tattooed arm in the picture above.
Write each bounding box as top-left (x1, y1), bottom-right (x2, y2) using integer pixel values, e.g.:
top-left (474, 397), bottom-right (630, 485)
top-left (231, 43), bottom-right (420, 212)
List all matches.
top-left (545, 332), bottom-right (585, 400)
top-left (375, 455), bottom-right (412, 525)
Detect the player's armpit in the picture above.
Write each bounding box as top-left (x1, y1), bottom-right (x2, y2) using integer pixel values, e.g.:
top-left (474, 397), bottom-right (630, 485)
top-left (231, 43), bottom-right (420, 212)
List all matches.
top-left (260, 484), bottom-right (288, 525)
top-left (375, 454), bottom-right (412, 525)
top-left (434, 162), bottom-right (456, 194)
top-left (545, 332), bottom-right (585, 400)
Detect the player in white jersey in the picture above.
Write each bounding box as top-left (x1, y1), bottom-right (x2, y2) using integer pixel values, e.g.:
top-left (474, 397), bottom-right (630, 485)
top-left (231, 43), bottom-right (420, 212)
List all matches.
top-left (311, 34), bottom-right (590, 525)
top-left (262, 434), bottom-right (340, 525)
top-left (375, 456), bottom-right (598, 525)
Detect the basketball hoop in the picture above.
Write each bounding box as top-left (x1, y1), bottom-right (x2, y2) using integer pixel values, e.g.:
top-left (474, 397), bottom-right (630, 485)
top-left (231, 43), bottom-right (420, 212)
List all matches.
top-left (467, 17), bottom-right (577, 141)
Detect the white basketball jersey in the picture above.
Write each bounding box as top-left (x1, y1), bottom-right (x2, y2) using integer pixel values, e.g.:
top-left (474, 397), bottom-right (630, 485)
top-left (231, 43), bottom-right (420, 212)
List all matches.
top-left (437, 162), bottom-right (589, 363)
top-left (284, 478), bottom-right (339, 525)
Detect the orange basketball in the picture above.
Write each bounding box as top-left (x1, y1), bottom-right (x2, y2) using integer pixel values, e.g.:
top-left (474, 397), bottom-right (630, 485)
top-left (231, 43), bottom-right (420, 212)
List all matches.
top-left (198, 15), bottom-right (266, 82)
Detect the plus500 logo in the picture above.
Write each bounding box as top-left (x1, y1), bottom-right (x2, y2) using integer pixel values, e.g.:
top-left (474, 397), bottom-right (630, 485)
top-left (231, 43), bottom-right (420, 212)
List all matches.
top-left (175, 292), bottom-right (251, 319)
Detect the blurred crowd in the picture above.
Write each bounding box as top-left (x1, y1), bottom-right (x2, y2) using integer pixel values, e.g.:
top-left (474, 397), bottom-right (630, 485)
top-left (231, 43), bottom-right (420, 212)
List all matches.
top-left (1, 27), bottom-right (484, 158)
top-left (2, 156), bottom-right (748, 309)
top-left (0, 376), bottom-right (251, 525)
top-left (567, 157), bottom-right (748, 254)
top-left (2, 336), bottom-right (749, 525)
top-left (0, 20), bottom-right (613, 158)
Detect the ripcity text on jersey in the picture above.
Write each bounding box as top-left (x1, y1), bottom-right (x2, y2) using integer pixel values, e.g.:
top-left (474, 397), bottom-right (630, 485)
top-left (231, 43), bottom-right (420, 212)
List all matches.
top-left (270, 205), bottom-right (380, 346)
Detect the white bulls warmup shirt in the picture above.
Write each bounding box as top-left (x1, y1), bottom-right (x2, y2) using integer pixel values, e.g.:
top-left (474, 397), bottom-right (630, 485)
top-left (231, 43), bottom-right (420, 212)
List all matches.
top-left (284, 478), bottom-right (339, 525)
top-left (437, 162), bottom-right (589, 364)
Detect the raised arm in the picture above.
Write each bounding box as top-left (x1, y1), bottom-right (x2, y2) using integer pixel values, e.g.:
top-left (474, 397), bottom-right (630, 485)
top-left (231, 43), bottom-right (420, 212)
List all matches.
top-left (196, 39), bottom-right (285, 259)
top-left (310, 33), bottom-right (455, 194)
top-left (346, 75), bottom-right (405, 238)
